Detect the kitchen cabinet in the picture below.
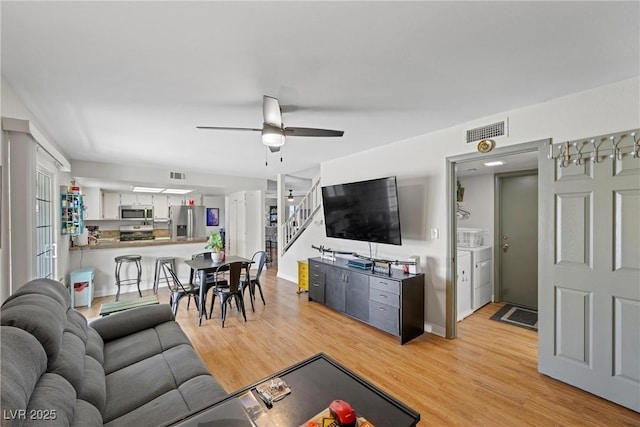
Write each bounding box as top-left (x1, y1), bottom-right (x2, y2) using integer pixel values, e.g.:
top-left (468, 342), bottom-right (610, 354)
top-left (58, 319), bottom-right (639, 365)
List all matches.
top-left (135, 193), bottom-right (153, 205)
top-left (82, 187), bottom-right (101, 220)
top-left (152, 194), bottom-right (169, 219)
top-left (119, 193), bottom-right (137, 205)
top-left (308, 257), bottom-right (424, 344)
top-left (168, 195), bottom-right (186, 206)
top-left (102, 192), bottom-right (120, 219)
top-left (61, 194), bottom-right (84, 235)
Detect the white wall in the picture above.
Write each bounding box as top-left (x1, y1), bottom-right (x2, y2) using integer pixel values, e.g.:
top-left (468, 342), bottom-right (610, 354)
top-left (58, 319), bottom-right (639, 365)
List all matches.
top-left (203, 195), bottom-right (225, 236)
top-left (457, 174), bottom-right (494, 248)
top-left (1, 78), bottom-right (72, 300)
top-left (71, 160), bottom-right (268, 194)
top-left (280, 76), bottom-right (640, 336)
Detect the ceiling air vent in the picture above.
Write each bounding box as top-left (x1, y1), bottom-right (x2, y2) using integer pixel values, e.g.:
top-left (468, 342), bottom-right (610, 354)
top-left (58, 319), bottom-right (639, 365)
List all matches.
top-left (169, 171), bottom-right (186, 180)
top-left (466, 119), bottom-right (508, 143)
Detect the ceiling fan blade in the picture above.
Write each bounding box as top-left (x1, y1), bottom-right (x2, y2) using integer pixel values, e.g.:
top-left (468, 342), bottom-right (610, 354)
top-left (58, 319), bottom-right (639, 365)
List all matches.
top-left (196, 126), bottom-right (261, 132)
top-left (263, 95), bottom-right (282, 127)
top-left (284, 127), bottom-right (344, 137)
top-left (268, 145), bottom-right (281, 153)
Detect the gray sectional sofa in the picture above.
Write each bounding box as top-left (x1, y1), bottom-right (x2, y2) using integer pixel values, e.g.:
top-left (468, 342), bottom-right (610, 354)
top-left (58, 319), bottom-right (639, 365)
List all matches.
top-left (0, 278), bottom-right (227, 426)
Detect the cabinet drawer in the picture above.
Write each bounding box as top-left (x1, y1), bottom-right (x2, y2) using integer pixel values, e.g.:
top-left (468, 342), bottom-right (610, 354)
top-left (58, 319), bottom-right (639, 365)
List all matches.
top-left (309, 262), bottom-right (325, 279)
top-left (369, 289), bottom-right (400, 309)
top-left (369, 277), bottom-right (400, 295)
top-left (369, 301), bottom-right (399, 335)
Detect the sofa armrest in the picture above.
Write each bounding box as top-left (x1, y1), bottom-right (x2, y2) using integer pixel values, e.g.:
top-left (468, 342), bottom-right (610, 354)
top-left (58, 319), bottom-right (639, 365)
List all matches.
top-left (89, 304), bottom-right (175, 342)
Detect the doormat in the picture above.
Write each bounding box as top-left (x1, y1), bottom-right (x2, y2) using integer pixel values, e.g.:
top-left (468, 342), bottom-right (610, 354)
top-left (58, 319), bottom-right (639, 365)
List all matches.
top-left (490, 304), bottom-right (538, 331)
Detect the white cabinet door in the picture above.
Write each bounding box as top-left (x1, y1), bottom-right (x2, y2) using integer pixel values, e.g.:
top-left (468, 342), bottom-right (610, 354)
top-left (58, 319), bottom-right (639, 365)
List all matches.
top-left (136, 193), bottom-right (153, 205)
top-left (83, 187), bottom-right (101, 220)
top-left (102, 192), bottom-right (120, 219)
top-left (153, 194), bottom-right (169, 219)
top-left (120, 193), bottom-right (136, 205)
top-left (456, 251), bottom-right (472, 321)
top-left (168, 195), bottom-right (186, 206)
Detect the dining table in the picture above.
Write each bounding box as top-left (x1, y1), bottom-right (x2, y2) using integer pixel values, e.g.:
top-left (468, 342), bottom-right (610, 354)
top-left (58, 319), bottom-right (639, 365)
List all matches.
top-left (184, 255), bottom-right (252, 326)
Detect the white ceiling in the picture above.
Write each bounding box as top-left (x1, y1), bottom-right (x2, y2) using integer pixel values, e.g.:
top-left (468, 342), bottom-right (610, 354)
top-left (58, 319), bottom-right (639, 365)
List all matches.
top-left (2, 1), bottom-right (638, 185)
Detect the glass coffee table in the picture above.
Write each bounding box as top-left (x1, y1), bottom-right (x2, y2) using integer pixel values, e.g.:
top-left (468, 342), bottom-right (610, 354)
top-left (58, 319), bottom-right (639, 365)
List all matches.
top-left (173, 353), bottom-right (420, 427)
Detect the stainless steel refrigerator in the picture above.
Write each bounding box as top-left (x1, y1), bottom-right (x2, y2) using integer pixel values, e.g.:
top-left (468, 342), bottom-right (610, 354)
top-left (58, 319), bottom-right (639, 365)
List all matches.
top-left (169, 205), bottom-right (206, 239)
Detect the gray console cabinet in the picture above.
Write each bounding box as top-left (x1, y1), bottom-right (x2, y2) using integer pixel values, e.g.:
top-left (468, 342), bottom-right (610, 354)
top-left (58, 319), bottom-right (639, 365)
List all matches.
top-left (308, 257), bottom-right (425, 344)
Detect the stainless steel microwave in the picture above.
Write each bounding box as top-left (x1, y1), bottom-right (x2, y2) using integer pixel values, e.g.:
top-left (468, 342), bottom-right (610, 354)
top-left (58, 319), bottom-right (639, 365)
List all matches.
top-left (119, 205), bottom-right (153, 221)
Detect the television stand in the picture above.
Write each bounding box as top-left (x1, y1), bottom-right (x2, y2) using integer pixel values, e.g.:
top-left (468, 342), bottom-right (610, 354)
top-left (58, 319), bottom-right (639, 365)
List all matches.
top-left (307, 256), bottom-right (424, 344)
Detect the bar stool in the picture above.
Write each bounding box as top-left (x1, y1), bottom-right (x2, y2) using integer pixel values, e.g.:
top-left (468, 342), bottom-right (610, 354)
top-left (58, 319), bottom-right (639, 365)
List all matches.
top-left (114, 255), bottom-right (142, 301)
top-left (153, 257), bottom-right (176, 294)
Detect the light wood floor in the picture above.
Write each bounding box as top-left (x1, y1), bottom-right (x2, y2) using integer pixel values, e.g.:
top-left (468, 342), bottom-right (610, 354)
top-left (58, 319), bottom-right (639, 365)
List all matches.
top-left (79, 264), bottom-right (640, 426)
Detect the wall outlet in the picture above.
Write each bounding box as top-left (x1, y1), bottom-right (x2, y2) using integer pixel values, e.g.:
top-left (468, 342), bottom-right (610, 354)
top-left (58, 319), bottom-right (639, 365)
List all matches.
top-left (430, 228), bottom-right (439, 239)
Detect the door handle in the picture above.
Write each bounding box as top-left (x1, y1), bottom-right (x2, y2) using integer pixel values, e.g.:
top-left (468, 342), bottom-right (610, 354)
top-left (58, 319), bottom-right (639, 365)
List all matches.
top-left (502, 243), bottom-right (509, 252)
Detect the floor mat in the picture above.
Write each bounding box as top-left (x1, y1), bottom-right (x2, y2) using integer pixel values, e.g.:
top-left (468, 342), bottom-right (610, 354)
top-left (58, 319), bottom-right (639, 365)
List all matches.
top-left (490, 304), bottom-right (538, 331)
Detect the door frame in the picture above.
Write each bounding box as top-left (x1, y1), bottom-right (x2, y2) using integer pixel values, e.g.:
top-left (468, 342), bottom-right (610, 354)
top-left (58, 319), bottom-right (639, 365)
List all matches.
top-left (493, 169), bottom-right (538, 306)
top-left (445, 139), bottom-right (548, 339)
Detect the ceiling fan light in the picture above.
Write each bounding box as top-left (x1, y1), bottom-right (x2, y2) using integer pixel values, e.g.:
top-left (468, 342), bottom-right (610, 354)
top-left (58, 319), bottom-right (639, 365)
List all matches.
top-left (287, 190), bottom-right (294, 201)
top-left (262, 126), bottom-right (285, 147)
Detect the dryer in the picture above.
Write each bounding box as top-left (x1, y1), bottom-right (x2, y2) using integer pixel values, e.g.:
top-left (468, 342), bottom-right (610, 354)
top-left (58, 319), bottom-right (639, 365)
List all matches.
top-left (458, 246), bottom-right (493, 310)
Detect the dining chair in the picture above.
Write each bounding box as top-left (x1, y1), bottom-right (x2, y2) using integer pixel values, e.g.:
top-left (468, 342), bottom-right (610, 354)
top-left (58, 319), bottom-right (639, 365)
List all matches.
top-left (191, 252), bottom-right (228, 313)
top-left (160, 262), bottom-right (201, 318)
top-left (208, 261), bottom-right (247, 327)
top-left (241, 251), bottom-right (267, 312)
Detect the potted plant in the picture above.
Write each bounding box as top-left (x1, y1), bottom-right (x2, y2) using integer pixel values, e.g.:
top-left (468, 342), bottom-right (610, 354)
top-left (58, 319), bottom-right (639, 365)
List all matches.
top-left (205, 231), bottom-right (224, 262)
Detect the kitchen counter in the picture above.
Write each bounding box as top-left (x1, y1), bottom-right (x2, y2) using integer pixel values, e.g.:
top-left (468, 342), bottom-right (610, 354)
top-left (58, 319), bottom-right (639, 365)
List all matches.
top-left (69, 237), bottom-right (208, 251)
top-left (68, 239), bottom-right (214, 298)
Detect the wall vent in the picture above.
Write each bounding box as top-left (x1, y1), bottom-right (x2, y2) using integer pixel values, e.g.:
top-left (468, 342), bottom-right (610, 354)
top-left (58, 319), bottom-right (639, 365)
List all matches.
top-left (466, 119), bottom-right (508, 143)
top-left (169, 171), bottom-right (186, 180)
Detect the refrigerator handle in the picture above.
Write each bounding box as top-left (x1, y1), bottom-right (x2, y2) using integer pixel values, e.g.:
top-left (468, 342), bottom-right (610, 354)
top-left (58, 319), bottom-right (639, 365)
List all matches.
top-left (187, 207), bottom-right (193, 238)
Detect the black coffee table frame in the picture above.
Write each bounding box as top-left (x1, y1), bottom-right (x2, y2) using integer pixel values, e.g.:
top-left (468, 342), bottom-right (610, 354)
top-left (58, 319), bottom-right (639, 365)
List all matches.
top-left (173, 352), bottom-right (420, 426)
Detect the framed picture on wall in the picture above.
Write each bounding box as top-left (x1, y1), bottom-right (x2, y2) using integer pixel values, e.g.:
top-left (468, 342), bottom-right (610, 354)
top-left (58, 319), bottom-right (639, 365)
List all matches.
top-left (206, 207), bottom-right (219, 226)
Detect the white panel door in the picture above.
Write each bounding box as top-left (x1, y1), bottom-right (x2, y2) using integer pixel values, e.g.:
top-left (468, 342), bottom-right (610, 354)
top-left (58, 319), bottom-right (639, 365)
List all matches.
top-left (538, 130), bottom-right (640, 411)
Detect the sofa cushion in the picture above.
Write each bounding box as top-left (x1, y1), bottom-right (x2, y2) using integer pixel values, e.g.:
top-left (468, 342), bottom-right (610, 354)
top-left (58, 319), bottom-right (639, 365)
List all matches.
top-left (26, 373), bottom-right (76, 426)
top-left (71, 399), bottom-right (103, 427)
top-left (155, 321), bottom-right (193, 350)
top-left (163, 344), bottom-right (212, 385)
top-left (103, 389), bottom-right (190, 427)
top-left (78, 355), bottom-right (106, 414)
top-left (102, 376), bottom-right (226, 427)
top-left (0, 294), bottom-right (67, 364)
top-left (102, 329), bottom-right (163, 375)
top-left (0, 327), bottom-right (48, 414)
top-left (103, 354), bottom-right (176, 423)
top-left (3, 278), bottom-right (70, 310)
top-left (90, 304), bottom-right (174, 342)
top-left (48, 332), bottom-right (85, 393)
top-left (178, 375), bottom-right (228, 413)
top-left (65, 310), bottom-right (89, 344)
top-left (85, 328), bottom-right (104, 365)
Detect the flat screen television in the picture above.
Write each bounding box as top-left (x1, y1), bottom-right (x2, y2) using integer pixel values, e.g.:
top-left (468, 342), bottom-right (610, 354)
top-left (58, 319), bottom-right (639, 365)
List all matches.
top-left (321, 176), bottom-right (402, 245)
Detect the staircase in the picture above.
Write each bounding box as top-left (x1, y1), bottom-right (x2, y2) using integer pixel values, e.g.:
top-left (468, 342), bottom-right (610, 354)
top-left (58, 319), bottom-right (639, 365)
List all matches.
top-left (282, 178), bottom-right (321, 254)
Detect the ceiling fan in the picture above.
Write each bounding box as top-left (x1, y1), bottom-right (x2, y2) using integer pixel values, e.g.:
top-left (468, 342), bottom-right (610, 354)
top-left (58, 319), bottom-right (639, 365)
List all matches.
top-left (197, 95), bottom-right (344, 153)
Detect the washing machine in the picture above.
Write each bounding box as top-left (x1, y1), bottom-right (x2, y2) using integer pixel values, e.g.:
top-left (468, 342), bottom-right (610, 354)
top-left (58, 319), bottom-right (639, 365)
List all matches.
top-left (458, 245), bottom-right (493, 310)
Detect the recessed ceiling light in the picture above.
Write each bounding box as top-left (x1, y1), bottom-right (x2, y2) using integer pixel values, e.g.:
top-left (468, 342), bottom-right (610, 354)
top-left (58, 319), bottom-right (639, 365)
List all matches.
top-left (132, 186), bottom-right (164, 193)
top-left (161, 188), bottom-right (193, 194)
top-left (483, 161), bottom-right (505, 167)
